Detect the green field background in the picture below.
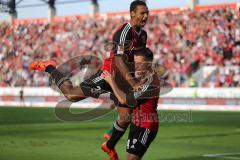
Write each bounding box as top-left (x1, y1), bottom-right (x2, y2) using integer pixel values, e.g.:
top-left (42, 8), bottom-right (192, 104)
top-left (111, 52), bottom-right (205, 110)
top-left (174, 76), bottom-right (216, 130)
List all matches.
top-left (0, 107), bottom-right (239, 160)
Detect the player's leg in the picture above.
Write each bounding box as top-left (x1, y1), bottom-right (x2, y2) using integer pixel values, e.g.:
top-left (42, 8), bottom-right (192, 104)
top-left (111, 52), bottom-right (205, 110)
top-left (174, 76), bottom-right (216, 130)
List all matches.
top-left (126, 124), bottom-right (158, 160)
top-left (101, 142), bottom-right (119, 160)
top-left (104, 106), bottom-right (132, 136)
top-left (101, 106), bottom-right (131, 160)
top-left (103, 62), bottom-right (134, 137)
top-left (103, 94), bottom-right (132, 139)
top-left (117, 107), bottom-right (132, 127)
top-left (58, 79), bottom-right (86, 102)
top-left (127, 153), bottom-right (141, 160)
top-left (29, 60), bottom-right (87, 102)
top-left (59, 68), bottom-right (110, 101)
top-left (105, 106), bottom-right (131, 149)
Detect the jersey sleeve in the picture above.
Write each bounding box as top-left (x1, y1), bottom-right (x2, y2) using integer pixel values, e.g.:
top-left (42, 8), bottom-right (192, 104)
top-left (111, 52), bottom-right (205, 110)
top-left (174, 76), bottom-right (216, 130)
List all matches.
top-left (112, 24), bottom-right (132, 55)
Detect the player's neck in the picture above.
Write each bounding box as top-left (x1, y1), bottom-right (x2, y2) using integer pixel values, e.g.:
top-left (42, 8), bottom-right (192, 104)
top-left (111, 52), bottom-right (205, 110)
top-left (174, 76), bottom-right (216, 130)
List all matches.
top-left (129, 21), bottom-right (141, 32)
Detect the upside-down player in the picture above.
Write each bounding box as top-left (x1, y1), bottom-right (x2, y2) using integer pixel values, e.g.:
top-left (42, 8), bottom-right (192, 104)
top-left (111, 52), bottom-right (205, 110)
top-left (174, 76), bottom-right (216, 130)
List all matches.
top-left (29, 1), bottom-right (149, 159)
top-left (101, 47), bottom-right (160, 160)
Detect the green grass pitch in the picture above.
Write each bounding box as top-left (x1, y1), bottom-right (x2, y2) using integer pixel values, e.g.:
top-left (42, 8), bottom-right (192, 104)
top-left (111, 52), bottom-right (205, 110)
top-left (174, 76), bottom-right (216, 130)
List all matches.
top-left (0, 107), bottom-right (239, 160)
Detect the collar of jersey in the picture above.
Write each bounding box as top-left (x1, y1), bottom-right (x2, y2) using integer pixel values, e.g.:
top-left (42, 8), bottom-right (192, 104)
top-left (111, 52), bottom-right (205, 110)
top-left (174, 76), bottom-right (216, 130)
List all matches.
top-left (127, 22), bottom-right (142, 36)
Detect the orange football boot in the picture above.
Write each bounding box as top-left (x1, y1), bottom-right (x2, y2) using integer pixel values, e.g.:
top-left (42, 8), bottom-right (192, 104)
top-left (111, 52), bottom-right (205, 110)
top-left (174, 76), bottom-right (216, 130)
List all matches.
top-left (29, 60), bottom-right (57, 72)
top-left (101, 142), bottom-right (119, 160)
top-left (103, 133), bottom-right (111, 141)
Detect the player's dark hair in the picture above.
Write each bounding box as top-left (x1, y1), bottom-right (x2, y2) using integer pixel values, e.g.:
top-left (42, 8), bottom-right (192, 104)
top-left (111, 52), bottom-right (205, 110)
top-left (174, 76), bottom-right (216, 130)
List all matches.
top-left (132, 47), bottom-right (153, 61)
top-left (130, 0), bottom-right (147, 12)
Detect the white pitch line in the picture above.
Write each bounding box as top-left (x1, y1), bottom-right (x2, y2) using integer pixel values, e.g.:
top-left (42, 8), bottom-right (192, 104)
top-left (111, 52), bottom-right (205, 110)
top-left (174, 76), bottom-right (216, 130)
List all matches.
top-left (224, 157), bottom-right (240, 160)
top-left (203, 153), bottom-right (240, 160)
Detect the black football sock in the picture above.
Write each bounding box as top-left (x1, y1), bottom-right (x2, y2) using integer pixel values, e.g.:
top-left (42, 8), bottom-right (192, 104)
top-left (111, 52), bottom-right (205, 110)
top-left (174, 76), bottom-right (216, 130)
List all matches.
top-left (46, 65), bottom-right (68, 87)
top-left (45, 65), bottom-right (56, 74)
top-left (106, 121), bottom-right (127, 149)
top-left (106, 124), bottom-right (114, 136)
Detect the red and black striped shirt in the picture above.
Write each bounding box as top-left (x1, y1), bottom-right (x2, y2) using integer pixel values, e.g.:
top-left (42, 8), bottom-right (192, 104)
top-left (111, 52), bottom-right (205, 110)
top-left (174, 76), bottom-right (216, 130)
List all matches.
top-left (101, 22), bottom-right (147, 72)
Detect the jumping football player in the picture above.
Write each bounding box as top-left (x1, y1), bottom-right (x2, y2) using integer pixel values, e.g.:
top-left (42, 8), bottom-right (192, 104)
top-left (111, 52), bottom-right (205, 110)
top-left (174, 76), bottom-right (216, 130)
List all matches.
top-left (101, 47), bottom-right (160, 160)
top-left (29, 1), bottom-right (149, 159)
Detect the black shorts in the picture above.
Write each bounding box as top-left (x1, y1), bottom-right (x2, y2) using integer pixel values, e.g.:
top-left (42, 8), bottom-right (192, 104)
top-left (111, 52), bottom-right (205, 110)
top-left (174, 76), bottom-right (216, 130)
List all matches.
top-left (80, 70), bottom-right (111, 98)
top-left (126, 124), bottom-right (158, 158)
top-left (80, 70), bottom-right (129, 107)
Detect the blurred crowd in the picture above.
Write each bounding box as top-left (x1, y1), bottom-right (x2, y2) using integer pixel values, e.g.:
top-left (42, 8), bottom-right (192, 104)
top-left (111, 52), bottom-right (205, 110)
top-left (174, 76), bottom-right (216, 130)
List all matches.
top-left (204, 65), bottom-right (240, 87)
top-left (0, 7), bottom-right (239, 87)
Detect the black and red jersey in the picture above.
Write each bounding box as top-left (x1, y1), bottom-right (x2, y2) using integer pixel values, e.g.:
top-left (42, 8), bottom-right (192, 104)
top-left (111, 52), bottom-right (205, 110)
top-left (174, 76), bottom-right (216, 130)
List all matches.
top-left (130, 73), bottom-right (160, 131)
top-left (101, 22), bottom-right (147, 72)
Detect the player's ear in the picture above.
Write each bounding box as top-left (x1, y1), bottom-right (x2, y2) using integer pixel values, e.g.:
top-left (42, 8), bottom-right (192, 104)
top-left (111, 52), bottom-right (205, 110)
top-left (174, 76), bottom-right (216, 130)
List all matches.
top-left (130, 11), bottom-right (135, 19)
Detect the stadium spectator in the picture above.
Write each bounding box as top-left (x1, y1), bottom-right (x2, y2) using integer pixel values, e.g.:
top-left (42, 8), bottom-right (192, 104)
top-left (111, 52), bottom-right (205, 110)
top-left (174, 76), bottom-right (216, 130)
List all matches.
top-left (0, 7), bottom-right (239, 87)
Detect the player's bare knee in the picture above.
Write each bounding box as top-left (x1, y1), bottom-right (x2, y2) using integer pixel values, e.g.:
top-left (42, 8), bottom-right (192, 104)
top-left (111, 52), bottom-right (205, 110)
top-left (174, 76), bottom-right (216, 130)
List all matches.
top-left (119, 115), bottom-right (131, 122)
top-left (60, 86), bottom-right (73, 96)
top-left (117, 120), bottom-right (130, 129)
top-left (117, 116), bottom-right (131, 128)
top-left (64, 95), bottom-right (78, 102)
top-left (117, 120), bottom-right (130, 128)
top-left (117, 108), bottom-right (131, 123)
top-left (118, 114), bottom-right (131, 124)
top-left (127, 153), bottom-right (141, 160)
